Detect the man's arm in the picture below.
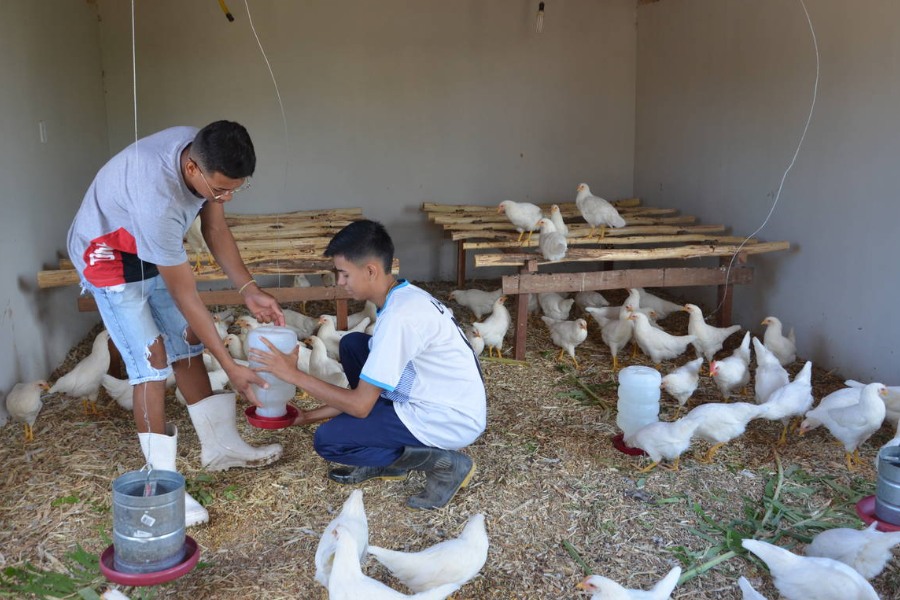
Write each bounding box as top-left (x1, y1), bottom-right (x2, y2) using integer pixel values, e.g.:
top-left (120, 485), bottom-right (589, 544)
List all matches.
top-left (200, 202), bottom-right (284, 325)
top-left (156, 261), bottom-right (266, 406)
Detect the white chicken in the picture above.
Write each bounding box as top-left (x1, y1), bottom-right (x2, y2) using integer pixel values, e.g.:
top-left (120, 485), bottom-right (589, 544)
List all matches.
top-left (585, 308), bottom-right (632, 372)
top-left (709, 337), bottom-right (751, 400)
top-left (576, 566), bottom-right (681, 600)
top-left (448, 288), bottom-right (503, 320)
top-left (752, 337), bottom-right (789, 405)
top-left (317, 315), bottom-right (371, 360)
top-left (575, 183), bottom-right (626, 239)
top-left (307, 336), bottom-right (350, 389)
top-left (541, 317), bottom-right (588, 369)
top-left (538, 292), bottom-right (575, 321)
top-left (574, 291), bottom-right (609, 310)
top-left (348, 301), bottom-right (378, 330)
top-left (234, 314), bottom-right (260, 334)
top-left (472, 296), bottom-right (510, 358)
top-left (315, 489), bottom-right (369, 588)
top-left (6, 380), bottom-right (50, 442)
top-left (661, 357), bottom-right (704, 408)
top-left (328, 525), bottom-right (460, 600)
top-left (628, 312), bottom-right (696, 366)
top-left (223, 333), bottom-right (247, 361)
top-left (684, 402), bottom-right (765, 462)
top-left (683, 304), bottom-right (741, 362)
top-left (368, 513), bottom-right (488, 594)
top-left (761, 316), bottom-right (797, 366)
top-left (49, 329), bottom-right (111, 414)
top-left (805, 522), bottom-right (900, 580)
top-left (798, 387), bottom-right (861, 433)
top-left (548, 204), bottom-right (569, 237)
top-left (498, 200), bottom-right (542, 244)
top-left (624, 417), bottom-right (701, 472)
top-left (635, 289), bottom-right (683, 319)
top-left (741, 538), bottom-right (879, 600)
top-left (758, 361), bottom-right (814, 446)
top-left (185, 215), bottom-right (213, 272)
top-left (465, 327), bottom-right (485, 357)
top-left (800, 383), bottom-right (887, 471)
top-left (101, 374), bottom-right (134, 411)
top-left (845, 379), bottom-right (900, 425)
top-left (100, 590), bottom-right (132, 600)
top-left (0, 393), bottom-right (8, 427)
top-left (212, 312), bottom-right (230, 339)
top-left (535, 217), bottom-right (568, 262)
top-left (737, 576), bottom-right (768, 600)
top-left (283, 308), bottom-right (319, 339)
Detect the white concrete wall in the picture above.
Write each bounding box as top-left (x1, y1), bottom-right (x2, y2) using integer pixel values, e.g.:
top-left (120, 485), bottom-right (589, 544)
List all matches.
top-left (635, 0), bottom-right (900, 381)
top-left (96, 0), bottom-right (637, 281)
top-left (0, 2), bottom-right (107, 394)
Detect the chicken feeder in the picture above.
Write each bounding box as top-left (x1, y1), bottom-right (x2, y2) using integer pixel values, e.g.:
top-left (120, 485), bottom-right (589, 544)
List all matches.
top-left (875, 446), bottom-right (900, 526)
top-left (111, 470), bottom-right (187, 574)
top-left (246, 326), bottom-right (298, 421)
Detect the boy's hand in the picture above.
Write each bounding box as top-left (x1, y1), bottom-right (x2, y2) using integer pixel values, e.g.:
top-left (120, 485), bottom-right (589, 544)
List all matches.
top-left (249, 337), bottom-right (300, 383)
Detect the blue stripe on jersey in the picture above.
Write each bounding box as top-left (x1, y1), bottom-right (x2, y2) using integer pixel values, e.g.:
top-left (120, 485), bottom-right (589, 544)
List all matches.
top-left (381, 361), bottom-right (417, 404)
top-left (360, 373), bottom-right (395, 392)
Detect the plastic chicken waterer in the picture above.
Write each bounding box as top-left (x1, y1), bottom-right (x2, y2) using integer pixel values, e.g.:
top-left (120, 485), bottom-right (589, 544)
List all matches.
top-left (616, 366), bottom-right (662, 440)
top-left (247, 326), bottom-right (298, 418)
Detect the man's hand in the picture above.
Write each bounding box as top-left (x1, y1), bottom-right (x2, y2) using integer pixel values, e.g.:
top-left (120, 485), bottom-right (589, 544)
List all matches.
top-left (244, 288), bottom-right (285, 326)
top-left (225, 362), bottom-right (268, 407)
top-left (248, 337), bottom-right (300, 384)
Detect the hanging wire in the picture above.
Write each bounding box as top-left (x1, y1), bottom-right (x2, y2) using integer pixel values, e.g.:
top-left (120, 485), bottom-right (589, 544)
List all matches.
top-left (708, 0), bottom-right (819, 319)
top-left (244, 0), bottom-right (290, 288)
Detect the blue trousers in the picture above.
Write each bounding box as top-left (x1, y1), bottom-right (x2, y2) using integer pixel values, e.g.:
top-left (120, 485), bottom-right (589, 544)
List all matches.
top-left (312, 333), bottom-right (424, 467)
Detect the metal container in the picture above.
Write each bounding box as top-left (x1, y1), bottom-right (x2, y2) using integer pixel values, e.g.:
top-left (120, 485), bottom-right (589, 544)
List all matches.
top-left (112, 470), bottom-right (186, 574)
top-left (875, 446), bottom-right (900, 525)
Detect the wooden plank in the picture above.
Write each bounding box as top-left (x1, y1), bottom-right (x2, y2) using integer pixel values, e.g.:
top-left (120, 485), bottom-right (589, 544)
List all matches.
top-left (501, 266), bottom-right (754, 295)
top-left (224, 208), bottom-right (362, 225)
top-left (463, 234), bottom-right (757, 251)
top-left (457, 240), bottom-right (466, 288)
top-left (430, 206), bottom-right (677, 225)
top-left (475, 241), bottom-right (790, 268)
top-left (77, 285), bottom-right (354, 312)
top-left (444, 215), bottom-right (696, 233)
top-left (450, 224), bottom-right (727, 242)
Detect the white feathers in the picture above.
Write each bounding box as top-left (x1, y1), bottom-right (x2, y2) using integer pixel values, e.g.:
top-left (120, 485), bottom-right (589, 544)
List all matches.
top-left (741, 538), bottom-right (879, 600)
top-left (367, 513), bottom-right (488, 593)
top-left (805, 522), bottom-right (900, 580)
top-left (6, 380), bottom-right (49, 440)
top-left (315, 490), bottom-right (369, 587)
top-left (753, 337), bottom-right (789, 405)
top-left (575, 183), bottom-right (626, 237)
top-left (448, 289), bottom-right (503, 320)
top-left (498, 200), bottom-right (543, 243)
top-left (538, 292), bottom-right (575, 321)
top-left (661, 357), bottom-right (703, 407)
top-left (629, 311), bottom-right (696, 365)
top-left (541, 317), bottom-right (588, 367)
top-left (577, 566), bottom-right (681, 600)
top-left (535, 217), bottom-right (568, 262)
top-left (683, 304), bottom-right (741, 362)
top-left (307, 335), bottom-right (350, 389)
top-left (48, 330), bottom-right (111, 406)
top-left (761, 316), bottom-right (797, 366)
top-left (472, 296), bottom-right (510, 358)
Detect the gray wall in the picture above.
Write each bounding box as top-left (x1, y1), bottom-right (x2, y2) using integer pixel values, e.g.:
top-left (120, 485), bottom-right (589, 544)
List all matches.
top-left (96, 0), bottom-right (637, 281)
top-left (0, 2), bottom-right (107, 393)
top-left (635, 0), bottom-right (900, 381)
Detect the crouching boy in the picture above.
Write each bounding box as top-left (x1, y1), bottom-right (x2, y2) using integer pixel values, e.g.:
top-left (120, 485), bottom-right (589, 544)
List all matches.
top-left (250, 219), bottom-right (486, 509)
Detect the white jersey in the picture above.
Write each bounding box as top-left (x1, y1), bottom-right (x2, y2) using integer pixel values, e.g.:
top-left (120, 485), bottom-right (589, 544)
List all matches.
top-left (360, 281), bottom-right (486, 450)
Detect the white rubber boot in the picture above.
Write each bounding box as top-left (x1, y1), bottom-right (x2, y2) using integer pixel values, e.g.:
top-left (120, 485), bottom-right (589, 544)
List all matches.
top-left (188, 392), bottom-right (283, 471)
top-left (138, 423), bottom-right (209, 528)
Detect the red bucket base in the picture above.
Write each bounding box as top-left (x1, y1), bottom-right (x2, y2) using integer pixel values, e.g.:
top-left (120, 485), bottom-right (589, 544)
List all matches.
top-left (245, 404), bottom-right (298, 429)
top-left (612, 432), bottom-right (647, 456)
top-left (855, 495), bottom-right (900, 532)
top-left (100, 536), bottom-right (199, 587)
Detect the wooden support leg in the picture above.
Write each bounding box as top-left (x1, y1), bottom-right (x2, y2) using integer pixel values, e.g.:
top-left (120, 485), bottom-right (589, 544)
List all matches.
top-left (513, 291), bottom-right (529, 361)
top-left (456, 240), bottom-right (466, 289)
top-left (336, 298), bottom-right (349, 331)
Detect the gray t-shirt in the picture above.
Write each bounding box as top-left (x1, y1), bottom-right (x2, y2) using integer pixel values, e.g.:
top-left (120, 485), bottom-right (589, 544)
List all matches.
top-left (67, 126), bottom-right (205, 286)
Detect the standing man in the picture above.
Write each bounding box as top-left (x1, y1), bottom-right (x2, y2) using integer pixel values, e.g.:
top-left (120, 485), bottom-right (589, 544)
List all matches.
top-left (67, 121), bottom-right (285, 527)
top-left (250, 220), bottom-right (486, 510)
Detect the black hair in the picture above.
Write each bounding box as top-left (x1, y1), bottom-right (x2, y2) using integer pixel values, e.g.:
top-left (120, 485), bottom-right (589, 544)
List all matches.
top-left (324, 219), bottom-right (394, 273)
top-left (192, 120), bottom-right (256, 179)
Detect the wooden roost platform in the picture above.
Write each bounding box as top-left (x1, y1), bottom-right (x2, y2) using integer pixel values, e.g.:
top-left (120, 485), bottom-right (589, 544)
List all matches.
top-left (423, 199), bottom-right (790, 360)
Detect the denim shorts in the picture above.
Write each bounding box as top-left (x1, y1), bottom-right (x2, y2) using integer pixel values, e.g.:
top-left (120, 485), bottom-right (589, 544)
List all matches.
top-left (81, 276), bottom-right (204, 385)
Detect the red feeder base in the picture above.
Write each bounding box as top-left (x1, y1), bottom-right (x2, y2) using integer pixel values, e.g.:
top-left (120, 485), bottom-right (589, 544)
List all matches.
top-left (612, 432), bottom-right (647, 456)
top-left (245, 404), bottom-right (299, 429)
top-left (855, 495), bottom-right (900, 532)
top-left (100, 536), bottom-right (200, 587)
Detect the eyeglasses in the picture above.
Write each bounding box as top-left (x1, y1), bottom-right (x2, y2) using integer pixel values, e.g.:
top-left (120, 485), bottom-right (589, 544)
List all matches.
top-left (190, 157), bottom-right (251, 201)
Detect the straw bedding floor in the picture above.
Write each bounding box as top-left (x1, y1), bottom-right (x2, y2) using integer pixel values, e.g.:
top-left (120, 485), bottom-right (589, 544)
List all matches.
top-left (1, 282), bottom-right (898, 599)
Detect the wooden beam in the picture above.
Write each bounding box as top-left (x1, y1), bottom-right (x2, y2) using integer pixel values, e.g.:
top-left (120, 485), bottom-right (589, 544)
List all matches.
top-left (77, 285), bottom-right (353, 312)
top-left (502, 266), bottom-right (754, 295)
top-left (475, 241), bottom-right (790, 268)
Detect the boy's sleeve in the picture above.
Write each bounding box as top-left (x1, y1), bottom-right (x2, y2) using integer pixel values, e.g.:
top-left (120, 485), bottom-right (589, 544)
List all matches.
top-left (359, 315), bottom-right (426, 392)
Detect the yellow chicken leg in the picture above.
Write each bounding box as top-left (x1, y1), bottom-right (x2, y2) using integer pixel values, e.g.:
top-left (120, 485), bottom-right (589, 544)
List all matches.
top-left (24, 423), bottom-right (34, 443)
top-left (636, 461), bottom-right (660, 473)
top-left (703, 443), bottom-right (726, 463)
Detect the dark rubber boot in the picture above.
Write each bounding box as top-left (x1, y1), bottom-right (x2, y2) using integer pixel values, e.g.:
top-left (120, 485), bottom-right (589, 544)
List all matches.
top-left (390, 446), bottom-right (476, 510)
top-left (327, 464), bottom-right (408, 485)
